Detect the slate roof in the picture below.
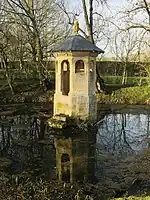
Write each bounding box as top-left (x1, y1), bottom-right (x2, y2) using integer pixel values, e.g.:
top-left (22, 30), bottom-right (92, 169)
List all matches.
top-left (53, 35), bottom-right (104, 54)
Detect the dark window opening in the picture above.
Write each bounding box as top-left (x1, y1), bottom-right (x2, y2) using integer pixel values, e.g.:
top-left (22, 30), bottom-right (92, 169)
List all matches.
top-left (61, 153), bottom-right (70, 182)
top-left (75, 60), bottom-right (84, 73)
top-left (61, 60), bottom-right (70, 95)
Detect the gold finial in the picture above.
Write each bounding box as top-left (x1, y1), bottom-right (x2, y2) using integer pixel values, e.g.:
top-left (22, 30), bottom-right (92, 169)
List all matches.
top-left (73, 19), bottom-right (79, 34)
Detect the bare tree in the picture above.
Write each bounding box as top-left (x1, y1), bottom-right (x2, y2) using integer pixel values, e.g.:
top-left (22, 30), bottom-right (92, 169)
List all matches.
top-left (111, 29), bottom-right (140, 85)
top-left (120, 0), bottom-right (150, 84)
top-left (0, 2), bottom-right (16, 94)
top-left (0, 30), bottom-right (15, 94)
top-left (123, 0), bottom-right (150, 33)
top-left (57, 0), bottom-right (109, 44)
top-left (3, 0), bottom-right (69, 80)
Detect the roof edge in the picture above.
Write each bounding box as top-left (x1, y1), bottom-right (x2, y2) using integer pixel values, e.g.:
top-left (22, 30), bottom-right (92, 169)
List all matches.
top-left (52, 34), bottom-right (105, 54)
top-left (53, 49), bottom-right (104, 54)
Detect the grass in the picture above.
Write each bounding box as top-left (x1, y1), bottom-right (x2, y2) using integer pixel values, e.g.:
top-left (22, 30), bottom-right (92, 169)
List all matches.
top-left (0, 72), bottom-right (149, 105)
top-left (102, 75), bottom-right (149, 86)
top-left (113, 197), bottom-right (150, 200)
top-left (97, 85), bottom-right (150, 104)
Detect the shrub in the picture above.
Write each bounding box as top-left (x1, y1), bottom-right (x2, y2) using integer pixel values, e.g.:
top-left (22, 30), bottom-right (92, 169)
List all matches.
top-left (97, 85), bottom-right (150, 104)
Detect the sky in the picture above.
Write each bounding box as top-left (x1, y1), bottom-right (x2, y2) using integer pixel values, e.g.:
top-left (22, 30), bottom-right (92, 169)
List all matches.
top-left (108, 0), bottom-right (127, 9)
top-left (66, 0), bottom-right (149, 59)
top-left (66, 0), bottom-right (130, 57)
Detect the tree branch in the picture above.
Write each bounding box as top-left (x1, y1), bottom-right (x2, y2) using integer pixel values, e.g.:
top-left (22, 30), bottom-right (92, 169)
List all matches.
top-left (126, 24), bottom-right (150, 32)
top-left (143, 0), bottom-right (150, 25)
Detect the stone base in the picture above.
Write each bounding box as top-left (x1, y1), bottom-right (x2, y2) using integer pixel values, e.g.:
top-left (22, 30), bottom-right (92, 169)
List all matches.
top-left (48, 115), bottom-right (67, 129)
top-left (54, 93), bottom-right (97, 120)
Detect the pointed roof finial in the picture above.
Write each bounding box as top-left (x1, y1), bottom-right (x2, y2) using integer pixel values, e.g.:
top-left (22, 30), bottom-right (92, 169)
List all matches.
top-left (73, 19), bottom-right (79, 34)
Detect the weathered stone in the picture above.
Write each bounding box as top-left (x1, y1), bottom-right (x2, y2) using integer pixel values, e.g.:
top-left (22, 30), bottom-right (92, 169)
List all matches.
top-left (53, 52), bottom-right (98, 120)
top-left (53, 30), bottom-right (104, 120)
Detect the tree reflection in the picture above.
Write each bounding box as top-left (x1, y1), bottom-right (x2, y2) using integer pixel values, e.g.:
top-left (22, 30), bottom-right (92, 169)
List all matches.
top-left (0, 114), bottom-right (55, 177)
top-left (97, 113), bottom-right (150, 156)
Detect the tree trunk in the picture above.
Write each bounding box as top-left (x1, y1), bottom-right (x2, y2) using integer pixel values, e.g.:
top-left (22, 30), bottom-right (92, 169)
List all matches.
top-left (82, 0), bottom-right (94, 44)
top-left (1, 54), bottom-right (14, 95)
top-left (89, 0), bottom-right (94, 44)
top-left (122, 63), bottom-right (127, 85)
top-left (81, 0), bottom-right (105, 92)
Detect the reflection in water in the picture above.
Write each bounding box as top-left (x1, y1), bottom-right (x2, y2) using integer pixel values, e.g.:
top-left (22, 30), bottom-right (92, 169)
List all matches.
top-left (97, 113), bottom-right (150, 155)
top-left (55, 130), bottom-right (96, 182)
top-left (61, 153), bottom-right (70, 182)
top-left (0, 115), bottom-right (55, 178)
top-left (0, 111), bottom-right (150, 183)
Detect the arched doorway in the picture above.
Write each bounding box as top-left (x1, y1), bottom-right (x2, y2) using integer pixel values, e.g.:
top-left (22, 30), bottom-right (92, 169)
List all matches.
top-left (61, 60), bottom-right (70, 95)
top-left (61, 153), bottom-right (70, 182)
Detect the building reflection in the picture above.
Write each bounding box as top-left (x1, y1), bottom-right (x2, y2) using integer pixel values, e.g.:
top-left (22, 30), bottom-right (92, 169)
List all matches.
top-left (54, 128), bottom-right (96, 183)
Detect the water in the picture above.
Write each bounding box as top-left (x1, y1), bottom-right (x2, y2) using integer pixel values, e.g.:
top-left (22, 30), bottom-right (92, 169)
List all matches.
top-left (0, 105), bottom-right (150, 181)
top-left (97, 113), bottom-right (150, 155)
top-left (95, 110), bottom-right (150, 184)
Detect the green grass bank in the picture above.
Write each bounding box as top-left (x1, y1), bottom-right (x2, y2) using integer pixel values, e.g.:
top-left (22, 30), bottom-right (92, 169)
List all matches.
top-left (97, 85), bottom-right (150, 105)
top-left (113, 197), bottom-right (150, 200)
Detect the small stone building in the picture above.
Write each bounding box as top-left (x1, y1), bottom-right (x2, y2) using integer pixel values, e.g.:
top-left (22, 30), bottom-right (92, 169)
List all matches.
top-left (53, 27), bottom-right (104, 120)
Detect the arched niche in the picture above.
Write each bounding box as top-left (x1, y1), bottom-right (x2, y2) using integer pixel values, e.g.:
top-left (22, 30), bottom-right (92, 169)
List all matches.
top-left (61, 60), bottom-right (70, 95)
top-left (61, 153), bottom-right (70, 182)
top-left (75, 60), bottom-right (84, 73)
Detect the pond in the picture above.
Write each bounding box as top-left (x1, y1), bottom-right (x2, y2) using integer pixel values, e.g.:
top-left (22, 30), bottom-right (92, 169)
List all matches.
top-left (0, 104), bottom-right (150, 182)
top-left (97, 113), bottom-right (150, 155)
